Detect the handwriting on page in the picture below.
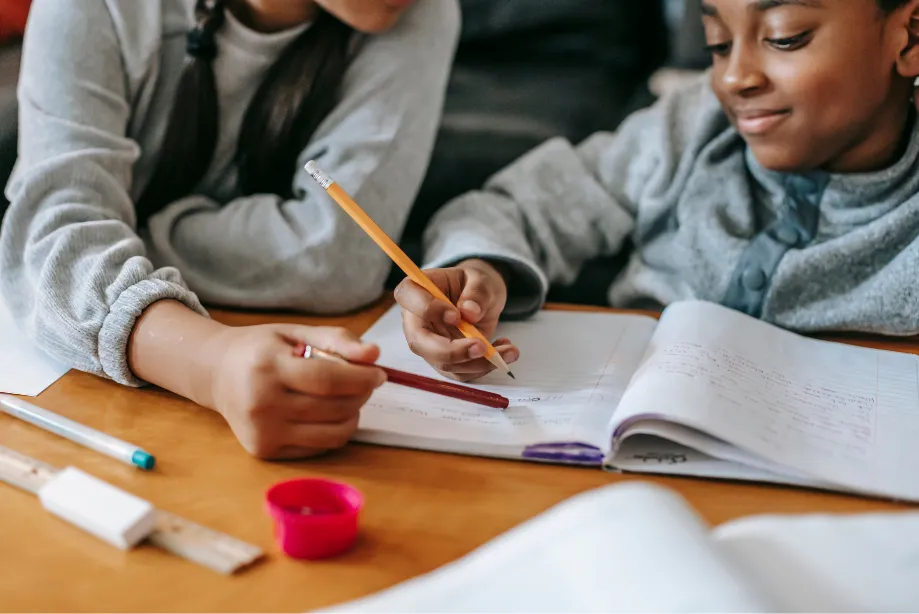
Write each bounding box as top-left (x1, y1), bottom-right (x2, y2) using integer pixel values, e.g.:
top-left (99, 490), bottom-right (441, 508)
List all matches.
top-left (364, 385), bottom-right (584, 435)
top-left (356, 307), bottom-right (661, 447)
top-left (632, 452), bottom-right (688, 465)
top-left (649, 342), bottom-right (876, 460)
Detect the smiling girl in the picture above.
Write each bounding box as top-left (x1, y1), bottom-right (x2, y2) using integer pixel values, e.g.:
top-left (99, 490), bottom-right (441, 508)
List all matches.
top-left (394, 0), bottom-right (919, 381)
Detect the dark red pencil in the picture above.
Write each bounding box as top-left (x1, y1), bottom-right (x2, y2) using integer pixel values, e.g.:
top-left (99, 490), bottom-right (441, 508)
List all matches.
top-left (293, 343), bottom-right (509, 410)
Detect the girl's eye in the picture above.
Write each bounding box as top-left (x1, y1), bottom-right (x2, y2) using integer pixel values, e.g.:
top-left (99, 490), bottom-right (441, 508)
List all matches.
top-left (766, 30), bottom-right (812, 51)
top-left (703, 41), bottom-right (732, 57)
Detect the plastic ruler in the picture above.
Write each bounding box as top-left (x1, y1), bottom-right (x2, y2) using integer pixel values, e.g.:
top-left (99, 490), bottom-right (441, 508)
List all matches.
top-left (0, 444), bottom-right (263, 575)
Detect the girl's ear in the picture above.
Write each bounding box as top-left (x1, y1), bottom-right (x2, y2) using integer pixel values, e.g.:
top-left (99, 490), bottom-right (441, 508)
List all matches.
top-left (895, 0), bottom-right (919, 78)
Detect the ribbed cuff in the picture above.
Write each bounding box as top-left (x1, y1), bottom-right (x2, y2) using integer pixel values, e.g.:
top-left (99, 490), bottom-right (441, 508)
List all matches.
top-left (97, 279), bottom-right (209, 386)
top-left (423, 251), bottom-right (548, 320)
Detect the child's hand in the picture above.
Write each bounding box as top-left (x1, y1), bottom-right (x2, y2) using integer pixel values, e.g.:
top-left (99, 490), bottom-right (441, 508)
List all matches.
top-left (394, 259), bottom-right (519, 381)
top-left (208, 324), bottom-right (385, 459)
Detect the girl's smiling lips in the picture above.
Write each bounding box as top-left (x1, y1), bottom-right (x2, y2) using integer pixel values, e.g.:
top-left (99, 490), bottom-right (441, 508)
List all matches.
top-left (732, 108), bottom-right (792, 136)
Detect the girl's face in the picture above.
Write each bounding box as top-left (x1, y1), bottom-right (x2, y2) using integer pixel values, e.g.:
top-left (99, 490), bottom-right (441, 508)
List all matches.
top-left (703, 0), bottom-right (919, 173)
top-left (314, 0), bottom-right (417, 32)
top-left (240, 0), bottom-right (416, 33)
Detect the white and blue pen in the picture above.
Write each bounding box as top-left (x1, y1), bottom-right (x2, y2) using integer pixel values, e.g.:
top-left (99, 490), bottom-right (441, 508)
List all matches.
top-left (0, 394), bottom-right (155, 470)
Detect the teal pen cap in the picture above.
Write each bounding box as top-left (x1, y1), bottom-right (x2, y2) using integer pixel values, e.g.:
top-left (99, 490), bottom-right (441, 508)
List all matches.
top-left (132, 450), bottom-right (156, 471)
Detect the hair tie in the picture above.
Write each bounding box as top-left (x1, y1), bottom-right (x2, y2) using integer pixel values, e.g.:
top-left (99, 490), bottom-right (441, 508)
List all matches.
top-left (186, 26), bottom-right (218, 60)
top-left (187, 0), bottom-right (226, 60)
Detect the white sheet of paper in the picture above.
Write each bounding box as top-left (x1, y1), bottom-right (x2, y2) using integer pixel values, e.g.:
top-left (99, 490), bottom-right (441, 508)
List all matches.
top-left (715, 511), bottom-right (919, 612)
top-left (611, 301), bottom-right (919, 501)
top-left (321, 480), bottom-right (919, 613)
top-left (0, 298), bottom-right (70, 396)
top-left (357, 306), bottom-right (657, 452)
top-left (319, 482), bottom-right (769, 613)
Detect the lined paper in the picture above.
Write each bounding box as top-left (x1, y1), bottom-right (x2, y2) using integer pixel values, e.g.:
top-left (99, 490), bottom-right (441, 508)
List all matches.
top-left (613, 301), bottom-right (919, 500)
top-left (357, 306), bottom-right (657, 451)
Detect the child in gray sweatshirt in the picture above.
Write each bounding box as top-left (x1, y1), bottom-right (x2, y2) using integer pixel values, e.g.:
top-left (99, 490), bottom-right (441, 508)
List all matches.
top-left (396, 0), bottom-right (919, 381)
top-left (1, 0), bottom-right (459, 458)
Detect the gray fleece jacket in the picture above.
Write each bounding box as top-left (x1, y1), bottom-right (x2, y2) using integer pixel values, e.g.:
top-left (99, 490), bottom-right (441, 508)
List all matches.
top-left (423, 75), bottom-right (919, 336)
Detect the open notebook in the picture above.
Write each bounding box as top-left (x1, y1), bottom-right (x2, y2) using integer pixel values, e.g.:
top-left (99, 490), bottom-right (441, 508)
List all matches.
top-left (320, 482), bottom-right (919, 613)
top-left (357, 300), bottom-right (919, 502)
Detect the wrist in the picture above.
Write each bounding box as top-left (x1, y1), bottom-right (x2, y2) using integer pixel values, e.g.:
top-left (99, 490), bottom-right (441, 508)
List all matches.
top-left (189, 323), bottom-right (234, 411)
top-left (127, 300), bottom-right (229, 410)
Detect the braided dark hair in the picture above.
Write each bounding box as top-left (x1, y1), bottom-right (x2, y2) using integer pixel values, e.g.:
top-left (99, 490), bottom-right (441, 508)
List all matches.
top-left (136, 0), bottom-right (353, 226)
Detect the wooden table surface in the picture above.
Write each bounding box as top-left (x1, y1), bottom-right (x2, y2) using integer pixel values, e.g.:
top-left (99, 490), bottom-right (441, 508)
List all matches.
top-left (1, 300), bottom-right (915, 612)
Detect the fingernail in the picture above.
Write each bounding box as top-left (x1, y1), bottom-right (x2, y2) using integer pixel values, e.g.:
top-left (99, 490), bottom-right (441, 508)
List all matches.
top-left (444, 310), bottom-right (459, 325)
top-left (469, 344), bottom-right (486, 359)
top-left (461, 301), bottom-right (481, 318)
top-left (503, 349), bottom-right (519, 364)
top-left (377, 370), bottom-right (388, 387)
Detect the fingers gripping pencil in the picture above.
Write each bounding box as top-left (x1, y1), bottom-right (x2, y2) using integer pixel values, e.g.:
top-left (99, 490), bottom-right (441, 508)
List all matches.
top-left (303, 160), bottom-right (515, 379)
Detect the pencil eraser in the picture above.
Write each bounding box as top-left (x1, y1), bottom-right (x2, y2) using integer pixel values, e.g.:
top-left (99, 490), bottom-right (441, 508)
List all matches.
top-left (303, 160), bottom-right (333, 189)
top-left (38, 467), bottom-right (156, 550)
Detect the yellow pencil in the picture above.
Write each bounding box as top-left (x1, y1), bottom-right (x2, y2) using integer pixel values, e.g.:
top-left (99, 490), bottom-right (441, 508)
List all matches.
top-left (304, 160), bottom-right (514, 379)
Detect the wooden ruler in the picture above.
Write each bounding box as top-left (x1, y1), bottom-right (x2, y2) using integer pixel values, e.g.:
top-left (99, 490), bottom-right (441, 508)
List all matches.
top-left (0, 444), bottom-right (264, 575)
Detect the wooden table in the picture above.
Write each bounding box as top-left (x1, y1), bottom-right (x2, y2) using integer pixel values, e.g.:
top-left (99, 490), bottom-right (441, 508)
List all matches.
top-left (1, 300), bottom-right (914, 612)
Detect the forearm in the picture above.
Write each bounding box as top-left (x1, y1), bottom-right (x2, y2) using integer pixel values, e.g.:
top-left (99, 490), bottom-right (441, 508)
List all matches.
top-left (144, 193), bottom-right (396, 314)
top-left (127, 300), bottom-right (227, 409)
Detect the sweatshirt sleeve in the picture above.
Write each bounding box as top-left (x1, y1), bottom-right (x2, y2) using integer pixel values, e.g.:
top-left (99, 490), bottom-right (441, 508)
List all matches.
top-left (421, 77), bottom-right (721, 317)
top-left (144, 0), bottom-right (461, 314)
top-left (0, 0), bottom-right (207, 386)
top-left (1, 0), bottom-right (459, 387)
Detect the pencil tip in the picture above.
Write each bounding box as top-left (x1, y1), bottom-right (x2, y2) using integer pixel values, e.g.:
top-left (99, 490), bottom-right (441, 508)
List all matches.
top-left (508, 371), bottom-right (516, 380)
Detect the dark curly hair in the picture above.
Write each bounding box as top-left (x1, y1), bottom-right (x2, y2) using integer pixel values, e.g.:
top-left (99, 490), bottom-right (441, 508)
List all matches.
top-left (878, 0), bottom-right (911, 11)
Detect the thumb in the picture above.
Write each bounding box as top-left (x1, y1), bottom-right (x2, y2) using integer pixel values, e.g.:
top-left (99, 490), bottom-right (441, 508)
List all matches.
top-left (457, 269), bottom-right (498, 324)
top-left (286, 326), bottom-right (381, 365)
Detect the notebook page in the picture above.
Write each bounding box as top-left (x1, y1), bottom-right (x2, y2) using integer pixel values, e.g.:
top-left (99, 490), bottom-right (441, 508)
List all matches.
top-left (714, 511), bottom-right (919, 612)
top-left (357, 306), bottom-right (656, 454)
top-left (610, 301), bottom-right (919, 500)
top-left (319, 483), bottom-right (771, 613)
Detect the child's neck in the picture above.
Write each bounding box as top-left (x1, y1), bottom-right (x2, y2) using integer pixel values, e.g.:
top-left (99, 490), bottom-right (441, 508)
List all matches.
top-left (820, 96), bottom-right (914, 175)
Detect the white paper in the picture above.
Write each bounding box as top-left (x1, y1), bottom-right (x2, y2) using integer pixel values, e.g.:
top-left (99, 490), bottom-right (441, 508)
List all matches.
top-left (610, 429), bottom-right (820, 488)
top-left (610, 301), bottom-right (919, 501)
top-left (0, 298), bottom-right (69, 396)
top-left (357, 306), bottom-right (657, 456)
top-left (319, 482), bottom-right (769, 613)
top-left (321, 481), bottom-right (919, 613)
top-left (715, 511), bottom-right (919, 612)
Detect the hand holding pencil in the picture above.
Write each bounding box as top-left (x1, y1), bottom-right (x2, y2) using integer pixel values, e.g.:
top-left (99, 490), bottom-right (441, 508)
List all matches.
top-left (393, 260), bottom-right (519, 382)
top-left (304, 161), bottom-right (519, 382)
